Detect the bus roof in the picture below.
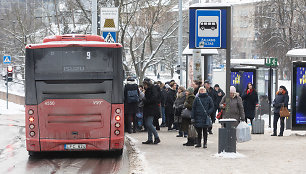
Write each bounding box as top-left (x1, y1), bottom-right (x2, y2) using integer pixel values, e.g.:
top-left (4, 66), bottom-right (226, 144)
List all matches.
top-left (25, 34), bottom-right (122, 49)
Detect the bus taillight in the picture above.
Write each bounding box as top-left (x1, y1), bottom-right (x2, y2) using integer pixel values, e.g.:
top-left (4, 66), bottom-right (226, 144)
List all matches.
top-left (29, 131), bottom-right (35, 137)
top-left (29, 124), bottom-right (35, 129)
top-left (115, 108), bottom-right (121, 114)
top-left (115, 115), bottom-right (121, 121)
top-left (114, 130), bottom-right (120, 135)
top-left (29, 116), bottom-right (34, 122)
top-left (115, 122), bottom-right (120, 128)
top-left (28, 109), bottom-right (34, 115)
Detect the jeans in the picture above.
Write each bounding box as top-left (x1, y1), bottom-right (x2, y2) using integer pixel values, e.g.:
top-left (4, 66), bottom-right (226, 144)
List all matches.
top-left (146, 116), bottom-right (159, 141)
top-left (161, 107), bottom-right (166, 124)
top-left (273, 112), bottom-right (285, 134)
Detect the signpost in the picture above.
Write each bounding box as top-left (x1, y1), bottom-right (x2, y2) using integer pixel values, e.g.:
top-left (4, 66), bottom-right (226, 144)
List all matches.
top-left (265, 58), bottom-right (278, 67)
top-left (100, 7), bottom-right (119, 43)
top-left (3, 55), bottom-right (11, 64)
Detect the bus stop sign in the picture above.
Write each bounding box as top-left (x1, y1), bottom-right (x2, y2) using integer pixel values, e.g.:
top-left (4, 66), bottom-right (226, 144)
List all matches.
top-left (189, 7), bottom-right (228, 49)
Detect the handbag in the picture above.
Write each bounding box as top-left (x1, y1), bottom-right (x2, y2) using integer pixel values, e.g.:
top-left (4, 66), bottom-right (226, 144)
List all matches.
top-left (181, 108), bottom-right (192, 119)
top-left (197, 97), bottom-right (212, 126)
top-left (216, 110), bottom-right (223, 119)
top-left (280, 104), bottom-right (290, 117)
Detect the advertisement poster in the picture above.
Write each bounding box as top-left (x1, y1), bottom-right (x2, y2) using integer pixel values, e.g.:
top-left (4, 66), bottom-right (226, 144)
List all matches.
top-left (231, 71), bottom-right (254, 95)
top-left (295, 67), bottom-right (306, 124)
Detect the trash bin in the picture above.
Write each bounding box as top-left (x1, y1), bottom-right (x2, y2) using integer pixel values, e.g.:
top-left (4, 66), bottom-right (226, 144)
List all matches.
top-left (218, 119), bottom-right (237, 153)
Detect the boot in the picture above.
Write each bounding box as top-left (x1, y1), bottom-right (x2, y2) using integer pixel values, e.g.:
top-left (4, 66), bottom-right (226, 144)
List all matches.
top-left (195, 137), bottom-right (201, 148)
top-left (271, 132), bottom-right (277, 136)
top-left (142, 140), bottom-right (153, 144)
top-left (203, 139), bottom-right (207, 148)
top-left (176, 132), bottom-right (183, 137)
top-left (186, 138), bottom-right (195, 146)
top-left (278, 132), bottom-right (283, 136)
top-left (154, 138), bottom-right (161, 144)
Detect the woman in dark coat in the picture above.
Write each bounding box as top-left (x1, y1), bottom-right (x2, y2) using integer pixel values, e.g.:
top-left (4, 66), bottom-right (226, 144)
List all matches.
top-left (174, 86), bottom-right (186, 137)
top-left (241, 83), bottom-right (258, 125)
top-left (165, 82), bottom-right (177, 130)
top-left (191, 87), bottom-right (214, 148)
top-left (182, 87), bottom-right (195, 146)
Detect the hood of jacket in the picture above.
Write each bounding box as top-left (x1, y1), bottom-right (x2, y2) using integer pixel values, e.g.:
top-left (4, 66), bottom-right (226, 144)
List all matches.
top-left (127, 80), bottom-right (137, 85)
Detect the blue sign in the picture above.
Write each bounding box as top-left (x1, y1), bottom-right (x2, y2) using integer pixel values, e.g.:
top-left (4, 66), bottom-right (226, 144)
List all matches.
top-left (3, 56), bottom-right (11, 64)
top-left (189, 8), bottom-right (227, 49)
top-left (102, 31), bottom-right (117, 43)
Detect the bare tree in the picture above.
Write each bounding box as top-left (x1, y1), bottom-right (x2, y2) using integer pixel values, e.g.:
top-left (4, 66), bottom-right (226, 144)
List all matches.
top-left (255, 0), bottom-right (305, 80)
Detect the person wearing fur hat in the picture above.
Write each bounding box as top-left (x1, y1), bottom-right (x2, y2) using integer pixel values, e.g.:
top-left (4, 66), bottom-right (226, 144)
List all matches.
top-left (182, 87), bottom-right (196, 146)
top-left (271, 86), bottom-right (289, 136)
top-left (219, 86), bottom-right (246, 127)
top-left (174, 86), bottom-right (186, 137)
top-left (124, 77), bottom-right (140, 133)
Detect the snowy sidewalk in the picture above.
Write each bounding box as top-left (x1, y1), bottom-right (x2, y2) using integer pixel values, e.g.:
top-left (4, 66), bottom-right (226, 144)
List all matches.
top-left (127, 123), bottom-right (306, 174)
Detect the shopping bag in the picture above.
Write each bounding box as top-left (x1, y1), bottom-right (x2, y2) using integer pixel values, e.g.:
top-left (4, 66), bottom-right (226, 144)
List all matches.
top-left (188, 124), bottom-right (197, 138)
top-left (236, 122), bottom-right (251, 143)
top-left (280, 105), bottom-right (290, 117)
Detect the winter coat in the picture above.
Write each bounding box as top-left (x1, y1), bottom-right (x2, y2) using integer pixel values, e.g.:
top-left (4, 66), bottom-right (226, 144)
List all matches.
top-left (160, 88), bottom-right (167, 107)
top-left (124, 81), bottom-right (139, 114)
top-left (191, 93), bottom-right (214, 128)
top-left (165, 88), bottom-right (176, 114)
top-left (241, 89), bottom-right (258, 119)
top-left (174, 92), bottom-right (186, 116)
top-left (214, 88), bottom-right (225, 110)
top-left (184, 94), bottom-right (195, 110)
top-left (220, 94), bottom-right (245, 126)
top-left (273, 90), bottom-right (289, 114)
top-left (143, 84), bottom-right (160, 118)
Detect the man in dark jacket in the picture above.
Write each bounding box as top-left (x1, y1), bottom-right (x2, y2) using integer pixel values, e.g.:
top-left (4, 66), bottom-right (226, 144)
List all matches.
top-left (192, 80), bottom-right (202, 95)
top-left (204, 80), bottom-right (217, 134)
top-left (124, 77), bottom-right (140, 133)
top-left (271, 86), bottom-right (289, 137)
top-left (165, 82), bottom-right (177, 130)
top-left (214, 84), bottom-right (225, 113)
top-left (142, 79), bottom-right (160, 144)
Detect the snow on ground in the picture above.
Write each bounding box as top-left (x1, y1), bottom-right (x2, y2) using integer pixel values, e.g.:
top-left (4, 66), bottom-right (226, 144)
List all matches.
top-left (0, 80), bottom-right (25, 97)
top-left (125, 135), bottom-right (147, 174)
top-left (213, 151), bottom-right (245, 159)
top-left (0, 99), bottom-right (24, 115)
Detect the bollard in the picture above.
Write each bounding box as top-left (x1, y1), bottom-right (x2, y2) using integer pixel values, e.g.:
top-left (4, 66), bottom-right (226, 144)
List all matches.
top-left (218, 119), bottom-right (237, 153)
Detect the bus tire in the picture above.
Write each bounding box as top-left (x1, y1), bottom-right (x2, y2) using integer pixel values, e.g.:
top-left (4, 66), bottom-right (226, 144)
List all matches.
top-left (28, 151), bottom-right (35, 156)
top-left (114, 149), bottom-right (123, 156)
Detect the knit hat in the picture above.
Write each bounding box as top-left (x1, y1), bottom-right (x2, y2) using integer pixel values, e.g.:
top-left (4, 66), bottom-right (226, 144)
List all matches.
top-left (280, 85), bottom-right (287, 91)
top-left (214, 84), bottom-right (220, 88)
top-left (230, 86), bottom-right (236, 93)
top-left (187, 87), bottom-right (194, 94)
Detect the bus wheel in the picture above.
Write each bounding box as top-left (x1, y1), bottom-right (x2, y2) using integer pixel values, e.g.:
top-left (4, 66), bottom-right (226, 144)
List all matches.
top-left (114, 149), bottom-right (123, 156)
top-left (28, 151), bottom-right (35, 156)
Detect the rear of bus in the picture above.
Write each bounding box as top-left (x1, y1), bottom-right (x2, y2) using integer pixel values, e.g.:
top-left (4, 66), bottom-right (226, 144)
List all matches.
top-left (25, 35), bottom-right (124, 155)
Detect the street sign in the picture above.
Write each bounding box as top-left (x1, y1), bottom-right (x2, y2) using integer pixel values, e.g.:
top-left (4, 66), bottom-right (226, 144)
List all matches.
top-left (100, 7), bottom-right (119, 32)
top-left (189, 7), bottom-right (228, 49)
top-left (265, 58), bottom-right (278, 66)
top-left (3, 56), bottom-right (11, 64)
top-left (102, 31), bottom-right (116, 43)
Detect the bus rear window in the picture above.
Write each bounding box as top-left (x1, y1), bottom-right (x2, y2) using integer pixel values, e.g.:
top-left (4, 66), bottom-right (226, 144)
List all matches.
top-left (35, 47), bottom-right (113, 74)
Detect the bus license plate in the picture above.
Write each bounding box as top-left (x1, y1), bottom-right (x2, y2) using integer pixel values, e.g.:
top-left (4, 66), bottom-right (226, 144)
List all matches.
top-left (65, 144), bottom-right (86, 150)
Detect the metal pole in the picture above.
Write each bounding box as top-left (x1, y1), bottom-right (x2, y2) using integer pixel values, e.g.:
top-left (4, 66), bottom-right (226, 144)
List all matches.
top-left (225, 7), bottom-right (232, 112)
top-left (6, 71), bottom-right (8, 109)
top-left (268, 66), bottom-right (272, 128)
top-left (178, 0), bottom-right (183, 86)
top-left (92, 0), bottom-right (97, 35)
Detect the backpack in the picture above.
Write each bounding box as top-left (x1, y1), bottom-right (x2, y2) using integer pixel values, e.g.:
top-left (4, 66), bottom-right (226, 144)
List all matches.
top-left (127, 90), bottom-right (139, 103)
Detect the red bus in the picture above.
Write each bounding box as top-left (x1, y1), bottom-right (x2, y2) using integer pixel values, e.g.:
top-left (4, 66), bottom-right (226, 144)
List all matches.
top-left (25, 35), bottom-right (124, 155)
